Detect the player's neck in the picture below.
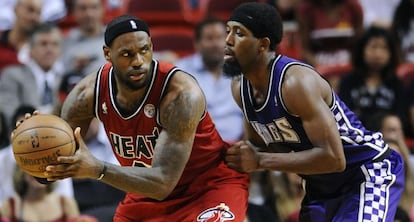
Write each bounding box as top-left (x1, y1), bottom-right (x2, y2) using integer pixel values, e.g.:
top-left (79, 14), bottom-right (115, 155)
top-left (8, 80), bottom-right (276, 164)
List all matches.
top-left (115, 88), bottom-right (146, 114)
top-left (244, 52), bottom-right (275, 94)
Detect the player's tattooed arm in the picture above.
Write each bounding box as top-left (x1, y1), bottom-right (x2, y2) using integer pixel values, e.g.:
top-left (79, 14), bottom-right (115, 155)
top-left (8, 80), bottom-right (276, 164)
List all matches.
top-left (149, 71), bottom-right (205, 198)
top-left (61, 72), bottom-right (97, 135)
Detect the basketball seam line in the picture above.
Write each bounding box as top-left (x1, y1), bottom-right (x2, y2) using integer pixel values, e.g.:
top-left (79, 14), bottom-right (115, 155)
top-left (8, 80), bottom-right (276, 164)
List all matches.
top-left (13, 140), bottom-right (75, 154)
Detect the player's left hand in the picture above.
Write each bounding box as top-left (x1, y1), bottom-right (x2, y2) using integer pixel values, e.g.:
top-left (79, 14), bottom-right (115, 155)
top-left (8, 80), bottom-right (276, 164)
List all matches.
top-left (225, 140), bottom-right (259, 173)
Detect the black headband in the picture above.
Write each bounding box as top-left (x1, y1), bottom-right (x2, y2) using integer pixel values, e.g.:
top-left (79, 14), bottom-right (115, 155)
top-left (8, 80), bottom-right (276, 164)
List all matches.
top-left (228, 2), bottom-right (283, 50)
top-left (104, 15), bottom-right (150, 46)
top-left (229, 6), bottom-right (267, 38)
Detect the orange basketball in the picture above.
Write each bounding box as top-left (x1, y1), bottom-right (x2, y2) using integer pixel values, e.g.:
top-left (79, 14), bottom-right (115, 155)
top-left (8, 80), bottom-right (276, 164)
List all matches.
top-left (11, 114), bottom-right (76, 178)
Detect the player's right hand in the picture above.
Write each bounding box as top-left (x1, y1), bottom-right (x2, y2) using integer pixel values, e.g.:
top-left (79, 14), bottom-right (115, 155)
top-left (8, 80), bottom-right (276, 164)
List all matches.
top-left (225, 140), bottom-right (260, 173)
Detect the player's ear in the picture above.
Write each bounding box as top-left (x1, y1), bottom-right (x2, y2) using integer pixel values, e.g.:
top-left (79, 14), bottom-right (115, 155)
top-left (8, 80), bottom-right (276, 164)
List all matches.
top-left (103, 45), bottom-right (111, 61)
top-left (258, 37), bottom-right (270, 52)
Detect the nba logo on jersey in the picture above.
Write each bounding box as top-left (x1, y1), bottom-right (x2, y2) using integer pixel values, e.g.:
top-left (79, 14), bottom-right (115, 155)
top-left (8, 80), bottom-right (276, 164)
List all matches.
top-left (197, 203), bottom-right (235, 222)
top-left (130, 20), bottom-right (137, 29)
top-left (144, 104), bottom-right (155, 118)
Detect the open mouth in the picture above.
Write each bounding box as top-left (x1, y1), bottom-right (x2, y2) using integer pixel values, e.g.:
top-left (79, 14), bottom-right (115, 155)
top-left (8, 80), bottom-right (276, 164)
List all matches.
top-left (224, 48), bottom-right (235, 62)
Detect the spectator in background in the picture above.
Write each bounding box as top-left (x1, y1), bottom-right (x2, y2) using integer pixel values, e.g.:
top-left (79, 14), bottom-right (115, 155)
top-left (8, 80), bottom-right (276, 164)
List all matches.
top-left (0, 23), bottom-right (63, 128)
top-left (338, 26), bottom-right (409, 133)
top-left (392, 0), bottom-right (414, 63)
top-left (296, 0), bottom-right (363, 66)
top-left (0, 0), bottom-right (42, 72)
top-left (0, 105), bottom-right (74, 206)
top-left (0, 0), bottom-right (67, 31)
top-left (0, 166), bottom-right (82, 222)
top-left (379, 113), bottom-right (408, 144)
top-left (60, 0), bottom-right (106, 76)
top-left (358, 0), bottom-right (401, 29)
top-left (176, 17), bottom-right (244, 143)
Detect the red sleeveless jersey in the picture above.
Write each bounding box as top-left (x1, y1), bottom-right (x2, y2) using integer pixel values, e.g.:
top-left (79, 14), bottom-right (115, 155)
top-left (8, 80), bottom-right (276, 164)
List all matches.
top-left (94, 61), bottom-right (229, 195)
top-left (94, 61), bottom-right (249, 221)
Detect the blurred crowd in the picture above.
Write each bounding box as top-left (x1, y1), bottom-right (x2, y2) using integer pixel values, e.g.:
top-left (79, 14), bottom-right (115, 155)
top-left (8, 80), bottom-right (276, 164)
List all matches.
top-left (0, 0), bottom-right (413, 221)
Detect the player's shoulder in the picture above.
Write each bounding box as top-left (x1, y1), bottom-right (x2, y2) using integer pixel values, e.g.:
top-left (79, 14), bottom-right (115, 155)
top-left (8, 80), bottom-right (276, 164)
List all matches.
top-left (281, 63), bottom-right (331, 99)
top-left (68, 71), bottom-right (98, 100)
top-left (170, 69), bottom-right (202, 93)
top-left (156, 60), bottom-right (204, 100)
top-left (284, 63), bottom-right (320, 83)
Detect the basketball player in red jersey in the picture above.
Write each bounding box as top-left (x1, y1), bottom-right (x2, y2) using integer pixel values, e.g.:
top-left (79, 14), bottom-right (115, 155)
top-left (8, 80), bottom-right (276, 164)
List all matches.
top-left (21, 15), bottom-right (249, 221)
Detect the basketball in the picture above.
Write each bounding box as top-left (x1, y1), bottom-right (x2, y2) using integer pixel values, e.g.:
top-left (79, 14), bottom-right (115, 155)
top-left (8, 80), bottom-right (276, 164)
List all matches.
top-left (11, 114), bottom-right (76, 178)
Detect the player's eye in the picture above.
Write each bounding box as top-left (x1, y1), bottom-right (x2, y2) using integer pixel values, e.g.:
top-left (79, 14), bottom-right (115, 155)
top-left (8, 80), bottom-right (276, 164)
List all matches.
top-left (235, 29), bottom-right (244, 37)
top-left (122, 52), bottom-right (130, 57)
top-left (141, 47), bottom-right (149, 54)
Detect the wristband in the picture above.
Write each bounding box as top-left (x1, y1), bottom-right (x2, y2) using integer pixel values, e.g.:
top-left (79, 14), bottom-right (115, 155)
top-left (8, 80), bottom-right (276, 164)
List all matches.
top-left (97, 162), bottom-right (107, 180)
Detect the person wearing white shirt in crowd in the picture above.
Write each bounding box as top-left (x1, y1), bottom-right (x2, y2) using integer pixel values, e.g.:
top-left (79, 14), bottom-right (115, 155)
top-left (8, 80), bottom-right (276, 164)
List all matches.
top-left (61, 0), bottom-right (107, 76)
top-left (175, 17), bottom-right (244, 143)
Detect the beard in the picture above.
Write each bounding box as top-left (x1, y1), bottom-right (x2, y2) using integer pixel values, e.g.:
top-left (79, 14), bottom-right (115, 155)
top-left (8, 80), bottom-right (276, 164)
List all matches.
top-left (223, 60), bottom-right (242, 78)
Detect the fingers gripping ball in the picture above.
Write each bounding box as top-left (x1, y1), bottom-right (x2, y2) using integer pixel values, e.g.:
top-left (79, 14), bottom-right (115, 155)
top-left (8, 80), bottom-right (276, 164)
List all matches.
top-left (12, 114), bottom-right (76, 178)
